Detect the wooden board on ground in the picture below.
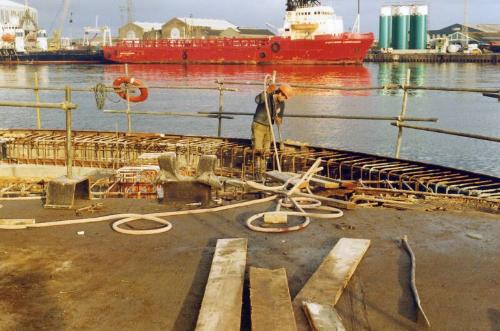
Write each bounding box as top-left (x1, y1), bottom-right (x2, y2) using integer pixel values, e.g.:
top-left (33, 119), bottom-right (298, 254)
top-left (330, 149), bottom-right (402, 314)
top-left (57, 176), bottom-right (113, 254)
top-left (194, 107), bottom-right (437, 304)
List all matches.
top-left (195, 238), bottom-right (248, 331)
top-left (303, 302), bottom-right (346, 331)
top-left (0, 219), bottom-right (35, 225)
top-left (293, 238), bottom-right (371, 330)
top-left (250, 267), bottom-right (297, 331)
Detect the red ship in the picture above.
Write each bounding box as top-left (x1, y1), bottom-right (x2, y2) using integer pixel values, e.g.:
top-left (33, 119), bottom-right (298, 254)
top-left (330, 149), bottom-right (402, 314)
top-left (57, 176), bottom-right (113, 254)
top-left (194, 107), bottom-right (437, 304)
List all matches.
top-left (104, 1), bottom-right (374, 65)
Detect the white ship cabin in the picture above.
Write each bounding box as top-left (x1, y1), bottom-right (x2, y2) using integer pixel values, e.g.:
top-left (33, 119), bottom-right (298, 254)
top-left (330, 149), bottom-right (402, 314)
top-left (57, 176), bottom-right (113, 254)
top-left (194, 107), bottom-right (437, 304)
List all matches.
top-left (282, 5), bottom-right (344, 39)
top-left (0, 24), bottom-right (25, 52)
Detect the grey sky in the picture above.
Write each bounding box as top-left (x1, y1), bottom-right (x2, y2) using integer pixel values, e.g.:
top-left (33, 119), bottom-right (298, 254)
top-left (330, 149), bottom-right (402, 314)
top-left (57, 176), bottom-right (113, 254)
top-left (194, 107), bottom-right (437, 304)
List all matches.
top-left (26, 0), bottom-right (500, 37)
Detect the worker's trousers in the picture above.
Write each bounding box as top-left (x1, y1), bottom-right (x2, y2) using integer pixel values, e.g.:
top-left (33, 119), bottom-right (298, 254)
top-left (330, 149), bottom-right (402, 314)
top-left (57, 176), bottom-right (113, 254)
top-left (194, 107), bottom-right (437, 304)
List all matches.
top-left (251, 121), bottom-right (272, 176)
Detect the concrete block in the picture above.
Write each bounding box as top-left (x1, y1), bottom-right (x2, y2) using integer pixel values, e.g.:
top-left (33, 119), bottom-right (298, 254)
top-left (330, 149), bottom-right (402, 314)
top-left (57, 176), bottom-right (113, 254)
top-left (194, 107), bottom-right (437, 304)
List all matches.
top-left (161, 181), bottom-right (211, 205)
top-left (196, 155), bottom-right (222, 189)
top-left (264, 212), bottom-right (288, 224)
top-left (45, 176), bottom-right (90, 209)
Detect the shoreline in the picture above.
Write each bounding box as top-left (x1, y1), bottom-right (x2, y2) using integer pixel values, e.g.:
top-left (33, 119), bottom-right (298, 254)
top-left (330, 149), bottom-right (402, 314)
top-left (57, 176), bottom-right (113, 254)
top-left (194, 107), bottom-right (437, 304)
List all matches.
top-left (365, 52), bottom-right (500, 63)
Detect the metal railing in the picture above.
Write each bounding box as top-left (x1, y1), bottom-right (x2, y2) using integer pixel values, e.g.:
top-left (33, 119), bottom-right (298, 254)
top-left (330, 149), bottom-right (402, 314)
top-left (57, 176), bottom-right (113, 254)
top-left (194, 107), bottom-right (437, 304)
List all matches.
top-left (0, 66), bottom-right (498, 182)
top-left (0, 86), bottom-right (77, 178)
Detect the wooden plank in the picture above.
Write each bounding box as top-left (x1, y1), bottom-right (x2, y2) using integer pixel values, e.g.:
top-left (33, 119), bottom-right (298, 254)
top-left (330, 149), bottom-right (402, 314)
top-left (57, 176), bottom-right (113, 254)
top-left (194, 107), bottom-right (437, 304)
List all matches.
top-left (195, 238), bottom-right (247, 331)
top-left (0, 219), bottom-right (35, 225)
top-left (250, 268), bottom-right (297, 331)
top-left (293, 238), bottom-right (371, 330)
top-left (303, 302), bottom-right (346, 331)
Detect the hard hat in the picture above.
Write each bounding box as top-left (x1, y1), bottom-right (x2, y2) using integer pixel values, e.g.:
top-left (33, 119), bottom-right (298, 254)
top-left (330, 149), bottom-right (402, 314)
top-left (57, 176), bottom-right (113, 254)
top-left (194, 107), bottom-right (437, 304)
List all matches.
top-left (278, 84), bottom-right (293, 99)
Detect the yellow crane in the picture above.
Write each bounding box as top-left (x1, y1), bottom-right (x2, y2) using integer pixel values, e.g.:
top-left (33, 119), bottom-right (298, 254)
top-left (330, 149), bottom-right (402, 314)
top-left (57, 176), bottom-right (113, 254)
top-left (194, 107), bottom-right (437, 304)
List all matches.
top-left (49, 0), bottom-right (71, 51)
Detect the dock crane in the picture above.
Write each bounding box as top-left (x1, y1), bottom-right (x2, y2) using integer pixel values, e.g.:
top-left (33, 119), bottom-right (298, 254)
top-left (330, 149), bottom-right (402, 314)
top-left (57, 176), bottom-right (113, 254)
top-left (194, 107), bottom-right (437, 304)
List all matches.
top-left (49, 0), bottom-right (71, 50)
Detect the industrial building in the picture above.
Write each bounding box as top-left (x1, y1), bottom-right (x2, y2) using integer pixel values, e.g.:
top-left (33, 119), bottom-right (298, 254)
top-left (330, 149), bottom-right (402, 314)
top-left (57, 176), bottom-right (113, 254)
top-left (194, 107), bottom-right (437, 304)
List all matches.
top-left (118, 22), bottom-right (163, 40)
top-left (428, 23), bottom-right (500, 47)
top-left (0, 0), bottom-right (37, 31)
top-left (117, 17), bottom-right (274, 41)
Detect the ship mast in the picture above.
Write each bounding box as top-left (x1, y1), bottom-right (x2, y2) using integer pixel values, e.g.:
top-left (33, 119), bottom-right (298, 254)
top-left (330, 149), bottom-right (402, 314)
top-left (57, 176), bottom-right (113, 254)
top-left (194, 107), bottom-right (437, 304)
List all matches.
top-left (352, 0), bottom-right (361, 33)
top-left (286, 0), bottom-right (320, 11)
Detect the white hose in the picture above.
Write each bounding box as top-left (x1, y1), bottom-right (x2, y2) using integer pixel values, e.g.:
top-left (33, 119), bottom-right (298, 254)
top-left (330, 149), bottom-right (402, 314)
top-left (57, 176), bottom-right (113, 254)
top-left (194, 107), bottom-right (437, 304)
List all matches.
top-left (0, 195), bottom-right (278, 235)
top-left (246, 197), bottom-right (343, 233)
top-left (245, 158), bottom-right (345, 233)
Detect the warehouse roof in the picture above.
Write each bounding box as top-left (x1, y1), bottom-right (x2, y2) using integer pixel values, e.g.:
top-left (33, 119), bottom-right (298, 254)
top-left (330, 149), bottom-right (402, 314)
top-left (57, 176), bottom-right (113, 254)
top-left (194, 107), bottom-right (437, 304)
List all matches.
top-left (132, 22), bottom-right (163, 31)
top-left (237, 27), bottom-right (275, 36)
top-left (176, 17), bottom-right (237, 31)
top-left (472, 24), bottom-right (500, 33)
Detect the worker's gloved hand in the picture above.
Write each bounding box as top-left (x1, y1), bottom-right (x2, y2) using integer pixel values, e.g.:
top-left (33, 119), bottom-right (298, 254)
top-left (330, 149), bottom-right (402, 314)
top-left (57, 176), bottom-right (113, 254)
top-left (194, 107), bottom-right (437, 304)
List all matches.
top-left (275, 117), bottom-right (282, 126)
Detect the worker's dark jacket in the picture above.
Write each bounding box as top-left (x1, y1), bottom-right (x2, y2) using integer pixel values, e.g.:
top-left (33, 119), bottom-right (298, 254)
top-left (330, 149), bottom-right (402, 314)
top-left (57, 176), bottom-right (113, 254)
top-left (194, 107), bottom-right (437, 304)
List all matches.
top-left (253, 91), bottom-right (285, 126)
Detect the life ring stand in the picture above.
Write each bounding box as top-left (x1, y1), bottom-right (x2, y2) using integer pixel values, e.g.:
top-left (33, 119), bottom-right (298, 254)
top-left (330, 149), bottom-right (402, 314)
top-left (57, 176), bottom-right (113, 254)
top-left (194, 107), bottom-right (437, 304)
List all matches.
top-left (113, 76), bottom-right (149, 103)
top-left (271, 42), bottom-right (281, 53)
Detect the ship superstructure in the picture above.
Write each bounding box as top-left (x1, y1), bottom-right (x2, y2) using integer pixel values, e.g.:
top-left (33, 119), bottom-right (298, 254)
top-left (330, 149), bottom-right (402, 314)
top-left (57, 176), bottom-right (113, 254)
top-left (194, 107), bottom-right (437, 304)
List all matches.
top-left (282, 0), bottom-right (344, 39)
top-left (103, 0), bottom-right (374, 65)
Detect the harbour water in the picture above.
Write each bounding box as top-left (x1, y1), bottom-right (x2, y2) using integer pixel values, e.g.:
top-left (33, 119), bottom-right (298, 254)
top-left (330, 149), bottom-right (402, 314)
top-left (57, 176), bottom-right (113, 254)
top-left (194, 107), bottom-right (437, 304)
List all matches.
top-left (0, 63), bottom-right (499, 177)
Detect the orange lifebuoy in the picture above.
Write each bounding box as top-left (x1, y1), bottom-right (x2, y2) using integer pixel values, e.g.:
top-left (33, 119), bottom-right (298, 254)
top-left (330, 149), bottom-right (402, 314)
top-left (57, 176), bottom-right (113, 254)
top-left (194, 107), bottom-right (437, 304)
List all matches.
top-left (113, 76), bottom-right (149, 103)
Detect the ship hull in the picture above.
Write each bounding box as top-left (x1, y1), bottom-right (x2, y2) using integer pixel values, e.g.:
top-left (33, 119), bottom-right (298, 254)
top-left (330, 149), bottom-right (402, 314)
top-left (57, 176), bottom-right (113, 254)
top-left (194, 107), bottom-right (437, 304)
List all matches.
top-left (0, 49), bottom-right (105, 64)
top-left (103, 34), bottom-right (374, 65)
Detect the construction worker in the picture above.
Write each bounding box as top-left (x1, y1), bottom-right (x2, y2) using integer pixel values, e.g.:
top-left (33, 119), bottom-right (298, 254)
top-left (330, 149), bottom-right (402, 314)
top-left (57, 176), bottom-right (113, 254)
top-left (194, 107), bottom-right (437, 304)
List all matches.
top-left (251, 83), bottom-right (294, 176)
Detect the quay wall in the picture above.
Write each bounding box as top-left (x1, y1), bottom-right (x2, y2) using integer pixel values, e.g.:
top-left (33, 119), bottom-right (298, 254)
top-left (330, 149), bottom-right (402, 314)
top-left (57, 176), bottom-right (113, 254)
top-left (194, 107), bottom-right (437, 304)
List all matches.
top-left (365, 53), bottom-right (500, 64)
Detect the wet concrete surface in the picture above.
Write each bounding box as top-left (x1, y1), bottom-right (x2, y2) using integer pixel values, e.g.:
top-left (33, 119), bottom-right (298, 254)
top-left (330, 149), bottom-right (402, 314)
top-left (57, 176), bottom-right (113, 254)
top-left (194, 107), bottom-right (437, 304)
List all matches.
top-left (0, 198), bottom-right (499, 330)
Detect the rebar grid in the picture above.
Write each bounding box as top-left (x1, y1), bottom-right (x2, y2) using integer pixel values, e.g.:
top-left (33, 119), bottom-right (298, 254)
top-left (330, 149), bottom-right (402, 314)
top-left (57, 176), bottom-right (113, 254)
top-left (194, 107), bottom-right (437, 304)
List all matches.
top-left (1, 129), bottom-right (498, 200)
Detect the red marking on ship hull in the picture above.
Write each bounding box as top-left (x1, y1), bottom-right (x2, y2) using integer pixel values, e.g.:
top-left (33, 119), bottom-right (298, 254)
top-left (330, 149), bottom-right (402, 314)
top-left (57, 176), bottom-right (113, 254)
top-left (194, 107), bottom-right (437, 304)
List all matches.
top-left (103, 33), bottom-right (374, 65)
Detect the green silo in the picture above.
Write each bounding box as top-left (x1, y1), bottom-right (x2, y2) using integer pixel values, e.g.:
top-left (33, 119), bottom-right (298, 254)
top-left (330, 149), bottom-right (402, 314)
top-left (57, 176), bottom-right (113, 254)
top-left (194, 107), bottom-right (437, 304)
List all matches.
top-left (409, 5), bottom-right (428, 49)
top-left (392, 6), bottom-right (410, 50)
top-left (379, 6), bottom-right (392, 49)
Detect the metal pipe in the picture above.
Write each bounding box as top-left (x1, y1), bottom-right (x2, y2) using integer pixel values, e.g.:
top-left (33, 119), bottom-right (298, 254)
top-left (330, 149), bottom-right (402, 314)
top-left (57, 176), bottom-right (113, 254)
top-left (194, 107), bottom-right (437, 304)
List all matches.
top-left (216, 80), bottom-right (387, 91)
top-left (65, 86), bottom-right (73, 179)
top-left (263, 74), bottom-right (281, 172)
top-left (218, 81), bottom-right (224, 137)
top-left (198, 111), bottom-right (437, 122)
top-left (34, 73), bottom-right (41, 129)
top-left (147, 85), bottom-right (237, 92)
top-left (103, 109), bottom-right (234, 119)
top-left (0, 84), bottom-right (238, 93)
top-left (0, 83), bottom-right (497, 94)
top-left (0, 85), bottom-right (94, 92)
top-left (406, 85), bottom-right (500, 93)
top-left (395, 69), bottom-right (412, 159)
top-left (0, 101), bottom-right (77, 110)
top-left (391, 122), bottom-right (500, 143)
top-left (125, 64), bottom-right (132, 133)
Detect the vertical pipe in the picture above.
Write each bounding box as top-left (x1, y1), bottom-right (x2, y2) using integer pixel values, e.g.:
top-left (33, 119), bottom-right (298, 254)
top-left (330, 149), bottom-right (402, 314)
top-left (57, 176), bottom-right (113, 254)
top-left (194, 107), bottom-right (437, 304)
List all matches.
top-left (263, 74), bottom-right (282, 173)
top-left (395, 69), bottom-right (411, 158)
top-left (34, 72), bottom-right (41, 129)
top-left (125, 63), bottom-right (132, 133)
top-left (272, 71), bottom-right (283, 146)
top-left (217, 81), bottom-right (224, 137)
top-left (65, 86), bottom-right (73, 179)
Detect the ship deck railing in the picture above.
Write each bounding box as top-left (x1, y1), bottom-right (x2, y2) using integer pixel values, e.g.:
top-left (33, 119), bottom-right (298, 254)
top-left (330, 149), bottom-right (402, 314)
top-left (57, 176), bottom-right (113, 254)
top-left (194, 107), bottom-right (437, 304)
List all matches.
top-left (0, 67), bottom-right (498, 201)
top-left (114, 38), bottom-right (271, 49)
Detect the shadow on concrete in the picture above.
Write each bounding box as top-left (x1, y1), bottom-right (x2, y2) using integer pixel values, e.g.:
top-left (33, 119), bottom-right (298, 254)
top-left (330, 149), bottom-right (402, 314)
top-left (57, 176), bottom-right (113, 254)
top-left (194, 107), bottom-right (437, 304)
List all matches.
top-left (488, 308), bottom-right (500, 331)
top-left (171, 238), bottom-right (216, 331)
